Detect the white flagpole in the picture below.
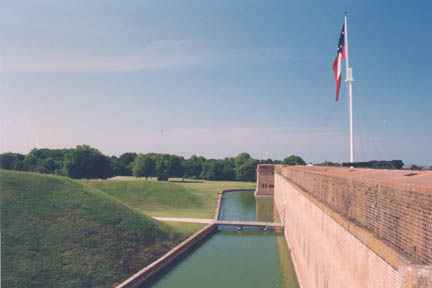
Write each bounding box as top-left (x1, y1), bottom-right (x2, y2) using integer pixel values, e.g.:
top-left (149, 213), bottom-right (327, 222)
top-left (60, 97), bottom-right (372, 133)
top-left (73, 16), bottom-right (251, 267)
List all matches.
top-left (344, 14), bottom-right (355, 165)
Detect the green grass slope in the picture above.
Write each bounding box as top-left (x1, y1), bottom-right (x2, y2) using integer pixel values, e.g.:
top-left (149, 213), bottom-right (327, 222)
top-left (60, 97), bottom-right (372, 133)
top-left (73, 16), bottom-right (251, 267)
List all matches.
top-left (0, 170), bottom-right (186, 288)
top-left (85, 178), bottom-right (255, 218)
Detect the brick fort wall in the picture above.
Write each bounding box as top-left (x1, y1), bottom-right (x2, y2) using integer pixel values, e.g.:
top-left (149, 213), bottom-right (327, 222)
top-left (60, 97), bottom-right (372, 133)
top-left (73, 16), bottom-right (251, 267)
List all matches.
top-left (279, 166), bottom-right (432, 265)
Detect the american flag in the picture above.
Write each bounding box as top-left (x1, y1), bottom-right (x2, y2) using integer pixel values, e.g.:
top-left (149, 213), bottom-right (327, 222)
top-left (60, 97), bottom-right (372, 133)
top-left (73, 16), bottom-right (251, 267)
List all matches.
top-left (332, 25), bottom-right (345, 101)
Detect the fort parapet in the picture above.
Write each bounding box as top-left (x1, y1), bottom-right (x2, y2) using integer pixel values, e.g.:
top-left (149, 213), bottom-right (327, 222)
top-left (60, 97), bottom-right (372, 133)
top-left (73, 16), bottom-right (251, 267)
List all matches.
top-left (258, 164), bottom-right (432, 288)
top-left (255, 164), bottom-right (275, 197)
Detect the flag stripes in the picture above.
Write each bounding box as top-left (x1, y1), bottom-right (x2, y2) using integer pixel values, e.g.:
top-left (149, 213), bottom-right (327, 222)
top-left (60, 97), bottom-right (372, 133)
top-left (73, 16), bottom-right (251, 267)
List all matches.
top-left (332, 24), bottom-right (345, 101)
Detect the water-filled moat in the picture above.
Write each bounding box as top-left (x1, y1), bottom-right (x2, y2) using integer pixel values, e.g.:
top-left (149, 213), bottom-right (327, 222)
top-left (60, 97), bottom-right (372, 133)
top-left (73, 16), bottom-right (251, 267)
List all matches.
top-left (144, 191), bottom-right (299, 288)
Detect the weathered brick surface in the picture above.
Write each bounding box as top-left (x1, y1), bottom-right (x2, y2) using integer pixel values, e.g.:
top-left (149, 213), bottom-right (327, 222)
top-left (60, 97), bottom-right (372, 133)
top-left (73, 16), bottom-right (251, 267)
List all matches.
top-left (278, 166), bottom-right (432, 265)
top-left (400, 266), bottom-right (432, 288)
top-left (255, 164), bottom-right (275, 197)
top-left (274, 173), bottom-right (404, 288)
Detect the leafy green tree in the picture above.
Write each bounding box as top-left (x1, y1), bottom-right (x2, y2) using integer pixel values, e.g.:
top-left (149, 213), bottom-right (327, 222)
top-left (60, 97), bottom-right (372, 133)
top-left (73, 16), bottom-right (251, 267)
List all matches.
top-left (3, 147), bottom-right (309, 182)
top-left (38, 158), bottom-right (57, 173)
top-left (316, 160), bottom-right (341, 167)
top-left (133, 154), bottom-right (155, 179)
top-left (410, 164), bottom-right (422, 171)
top-left (153, 154), bottom-right (169, 180)
top-left (236, 158), bottom-right (258, 182)
top-left (234, 152), bottom-right (251, 168)
top-left (168, 155), bottom-right (184, 178)
top-left (200, 160), bottom-right (224, 180)
top-left (282, 155), bottom-right (306, 165)
top-left (110, 156), bottom-right (128, 176)
top-left (119, 152), bottom-right (137, 166)
top-left (183, 155), bottom-right (206, 179)
top-left (152, 154), bottom-right (184, 180)
top-left (63, 145), bottom-right (113, 179)
top-left (352, 160), bottom-right (404, 169)
top-left (20, 148), bottom-right (67, 174)
top-left (22, 153), bottom-right (38, 171)
top-left (118, 152), bottom-right (137, 175)
top-left (260, 158), bottom-right (274, 164)
top-left (0, 153), bottom-right (24, 170)
top-left (221, 158), bottom-right (236, 180)
top-left (390, 160), bottom-right (404, 169)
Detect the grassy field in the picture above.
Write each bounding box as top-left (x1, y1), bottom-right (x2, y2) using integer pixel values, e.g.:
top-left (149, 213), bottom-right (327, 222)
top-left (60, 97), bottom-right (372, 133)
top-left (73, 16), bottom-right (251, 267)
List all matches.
top-left (0, 170), bottom-right (195, 288)
top-left (85, 177), bottom-right (255, 218)
top-left (163, 222), bottom-right (207, 236)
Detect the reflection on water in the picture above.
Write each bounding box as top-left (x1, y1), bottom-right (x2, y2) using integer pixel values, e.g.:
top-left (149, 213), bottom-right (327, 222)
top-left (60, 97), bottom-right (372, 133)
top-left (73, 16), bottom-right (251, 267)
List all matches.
top-left (145, 231), bottom-right (298, 288)
top-left (276, 234), bottom-right (300, 287)
top-left (256, 198), bottom-right (275, 222)
top-left (143, 191), bottom-right (299, 288)
top-left (218, 191), bottom-right (257, 221)
top-left (219, 190), bottom-right (276, 222)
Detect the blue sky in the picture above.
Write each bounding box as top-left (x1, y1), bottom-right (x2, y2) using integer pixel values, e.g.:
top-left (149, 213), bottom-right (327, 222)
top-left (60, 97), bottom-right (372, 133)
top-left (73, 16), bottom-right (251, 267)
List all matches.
top-left (1, 0), bottom-right (431, 165)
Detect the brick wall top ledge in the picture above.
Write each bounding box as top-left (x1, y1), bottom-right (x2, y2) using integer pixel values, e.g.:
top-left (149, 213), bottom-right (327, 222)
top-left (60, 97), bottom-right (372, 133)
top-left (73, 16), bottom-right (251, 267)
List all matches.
top-left (400, 265), bottom-right (432, 288)
top-left (277, 165), bottom-right (432, 265)
top-left (283, 166), bottom-right (432, 194)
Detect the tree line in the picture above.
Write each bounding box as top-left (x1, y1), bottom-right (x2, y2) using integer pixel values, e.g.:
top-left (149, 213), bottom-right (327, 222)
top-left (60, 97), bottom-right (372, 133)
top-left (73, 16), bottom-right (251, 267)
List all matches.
top-left (0, 145), bottom-right (306, 182)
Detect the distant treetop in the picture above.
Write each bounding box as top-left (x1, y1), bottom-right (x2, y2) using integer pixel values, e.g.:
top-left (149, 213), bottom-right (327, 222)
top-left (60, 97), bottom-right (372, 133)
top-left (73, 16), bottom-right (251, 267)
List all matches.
top-left (0, 146), bottom-right (309, 181)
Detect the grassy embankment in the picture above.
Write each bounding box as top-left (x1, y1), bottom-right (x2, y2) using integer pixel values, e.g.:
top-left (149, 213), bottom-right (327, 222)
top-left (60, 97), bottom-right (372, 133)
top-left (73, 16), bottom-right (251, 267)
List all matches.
top-left (85, 177), bottom-right (256, 218)
top-left (0, 170), bottom-right (201, 288)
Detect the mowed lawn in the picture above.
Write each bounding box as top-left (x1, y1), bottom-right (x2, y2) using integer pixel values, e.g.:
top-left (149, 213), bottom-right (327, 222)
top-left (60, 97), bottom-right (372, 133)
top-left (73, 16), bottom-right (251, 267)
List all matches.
top-left (85, 178), bottom-right (255, 218)
top-left (0, 170), bottom-right (194, 288)
top-left (1, 170), bottom-right (253, 287)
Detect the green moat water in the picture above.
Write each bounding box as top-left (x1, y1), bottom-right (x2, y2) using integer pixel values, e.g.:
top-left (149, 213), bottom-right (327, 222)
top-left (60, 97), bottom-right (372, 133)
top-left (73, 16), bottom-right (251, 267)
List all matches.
top-left (145, 191), bottom-right (299, 288)
top-left (219, 190), bottom-right (276, 222)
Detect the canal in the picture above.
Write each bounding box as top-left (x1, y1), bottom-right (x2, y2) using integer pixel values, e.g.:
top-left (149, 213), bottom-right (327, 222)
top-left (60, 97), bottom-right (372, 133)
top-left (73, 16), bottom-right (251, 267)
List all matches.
top-left (143, 191), bottom-right (299, 288)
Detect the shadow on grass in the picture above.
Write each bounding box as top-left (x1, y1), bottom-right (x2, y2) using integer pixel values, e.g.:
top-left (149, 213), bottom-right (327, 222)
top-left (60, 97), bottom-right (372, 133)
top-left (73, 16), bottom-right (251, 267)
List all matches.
top-left (168, 180), bottom-right (204, 184)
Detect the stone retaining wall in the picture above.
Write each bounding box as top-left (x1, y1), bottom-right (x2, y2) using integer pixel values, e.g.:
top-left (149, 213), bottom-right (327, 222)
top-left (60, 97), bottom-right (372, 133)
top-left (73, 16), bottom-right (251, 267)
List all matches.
top-left (115, 223), bottom-right (217, 288)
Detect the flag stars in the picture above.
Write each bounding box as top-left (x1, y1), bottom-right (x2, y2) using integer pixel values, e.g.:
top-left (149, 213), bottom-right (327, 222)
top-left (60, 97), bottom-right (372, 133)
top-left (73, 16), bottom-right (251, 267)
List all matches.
top-left (333, 24), bottom-right (346, 101)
